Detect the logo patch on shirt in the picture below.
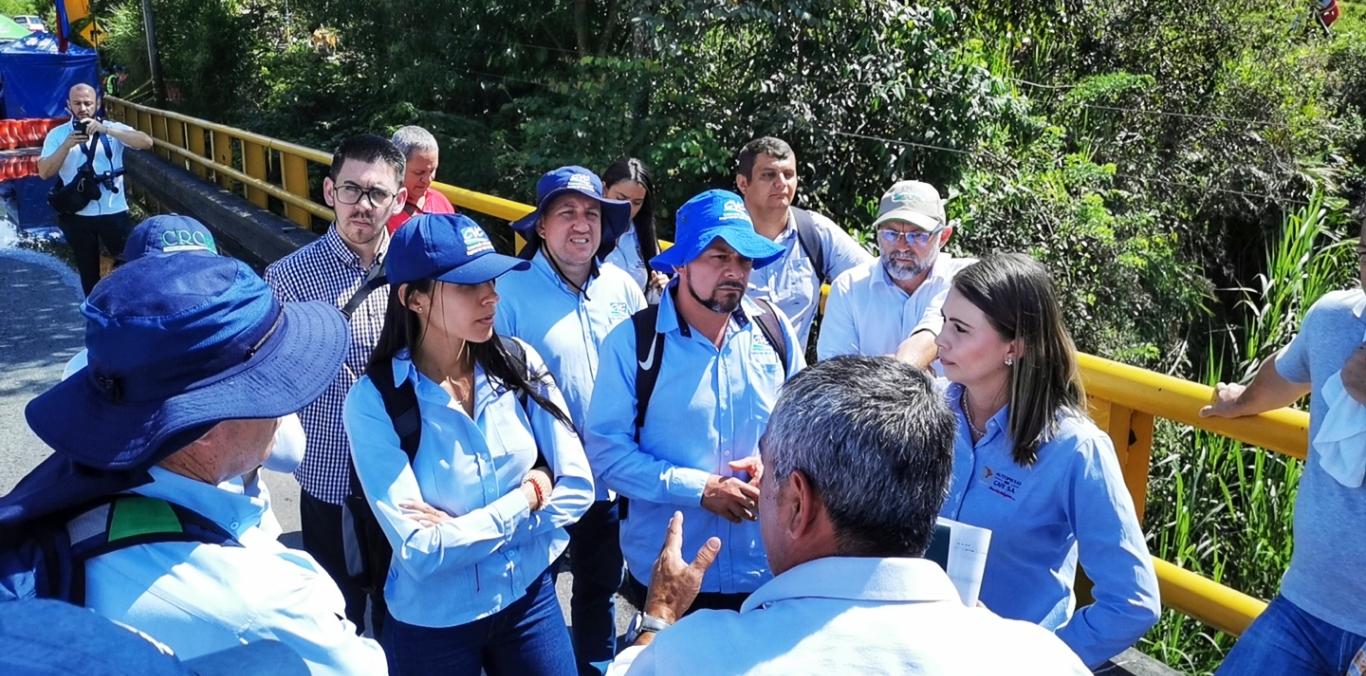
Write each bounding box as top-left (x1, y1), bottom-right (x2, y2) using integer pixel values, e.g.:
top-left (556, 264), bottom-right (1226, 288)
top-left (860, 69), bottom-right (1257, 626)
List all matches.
top-left (609, 302), bottom-right (630, 320)
top-left (982, 466), bottom-right (1021, 501)
top-left (751, 332), bottom-right (780, 373)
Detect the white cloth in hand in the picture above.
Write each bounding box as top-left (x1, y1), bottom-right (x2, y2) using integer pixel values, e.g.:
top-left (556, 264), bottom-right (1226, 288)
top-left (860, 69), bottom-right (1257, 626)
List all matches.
top-left (1314, 370), bottom-right (1366, 488)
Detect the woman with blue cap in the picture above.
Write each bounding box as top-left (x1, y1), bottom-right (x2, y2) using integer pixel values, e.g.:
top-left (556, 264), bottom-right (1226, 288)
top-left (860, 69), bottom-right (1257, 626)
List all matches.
top-left (934, 253), bottom-right (1160, 668)
top-left (343, 213), bottom-right (594, 676)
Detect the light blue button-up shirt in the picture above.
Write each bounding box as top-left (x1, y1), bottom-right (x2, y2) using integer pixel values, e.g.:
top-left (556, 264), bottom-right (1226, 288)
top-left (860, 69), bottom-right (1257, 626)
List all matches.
top-left (496, 251), bottom-right (646, 499)
top-left (84, 466), bottom-right (387, 676)
top-left (343, 345), bottom-right (594, 628)
top-left (938, 383), bottom-right (1160, 668)
top-left (604, 226), bottom-right (650, 291)
top-left (585, 288), bottom-right (804, 593)
top-left (745, 208), bottom-right (872, 349)
top-left (610, 557), bottom-right (1090, 675)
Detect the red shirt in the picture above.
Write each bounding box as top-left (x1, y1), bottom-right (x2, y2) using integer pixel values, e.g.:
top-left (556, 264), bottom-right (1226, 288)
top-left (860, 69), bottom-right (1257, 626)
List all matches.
top-left (387, 189), bottom-right (456, 234)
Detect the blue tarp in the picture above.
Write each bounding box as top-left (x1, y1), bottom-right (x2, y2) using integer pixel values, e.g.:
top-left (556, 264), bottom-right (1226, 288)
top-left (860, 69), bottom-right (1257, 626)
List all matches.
top-left (0, 33), bottom-right (99, 118)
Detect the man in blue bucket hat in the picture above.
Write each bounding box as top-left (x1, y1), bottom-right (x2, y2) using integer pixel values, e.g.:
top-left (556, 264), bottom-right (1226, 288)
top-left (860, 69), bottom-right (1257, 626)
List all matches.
top-left (1, 253), bottom-right (387, 675)
top-left (586, 189), bottom-right (805, 620)
top-left (499, 166), bottom-right (645, 674)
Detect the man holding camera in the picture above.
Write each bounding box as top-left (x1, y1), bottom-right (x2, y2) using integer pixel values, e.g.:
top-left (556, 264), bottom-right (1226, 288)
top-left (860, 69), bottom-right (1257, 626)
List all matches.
top-left (38, 83), bottom-right (153, 295)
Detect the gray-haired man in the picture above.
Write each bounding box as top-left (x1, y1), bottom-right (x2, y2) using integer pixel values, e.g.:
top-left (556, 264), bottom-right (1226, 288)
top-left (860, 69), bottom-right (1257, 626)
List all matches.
top-left (611, 357), bottom-right (1089, 675)
top-left (387, 125), bottom-right (455, 234)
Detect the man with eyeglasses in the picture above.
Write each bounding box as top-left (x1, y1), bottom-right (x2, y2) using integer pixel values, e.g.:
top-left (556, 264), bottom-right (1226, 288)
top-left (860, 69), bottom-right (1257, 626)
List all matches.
top-left (816, 181), bottom-right (972, 367)
top-left (264, 134), bottom-right (407, 637)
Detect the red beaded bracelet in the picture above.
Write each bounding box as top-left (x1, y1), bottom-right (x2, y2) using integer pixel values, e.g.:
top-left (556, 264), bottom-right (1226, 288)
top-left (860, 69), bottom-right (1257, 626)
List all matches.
top-left (528, 478), bottom-right (546, 508)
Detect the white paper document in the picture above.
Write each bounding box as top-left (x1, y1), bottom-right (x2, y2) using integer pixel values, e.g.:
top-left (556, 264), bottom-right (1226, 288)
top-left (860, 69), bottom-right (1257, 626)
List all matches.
top-left (924, 516), bottom-right (991, 606)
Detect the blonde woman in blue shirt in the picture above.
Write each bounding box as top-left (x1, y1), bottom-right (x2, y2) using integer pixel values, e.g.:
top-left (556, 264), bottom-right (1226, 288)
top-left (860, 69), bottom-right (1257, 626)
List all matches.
top-left (934, 253), bottom-right (1160, 668)
top-left (343, 213), bottom-right (594, 676)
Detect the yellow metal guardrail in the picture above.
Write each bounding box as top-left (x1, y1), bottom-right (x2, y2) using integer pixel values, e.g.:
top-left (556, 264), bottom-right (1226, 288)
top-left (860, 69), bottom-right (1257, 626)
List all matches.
top-left (104, 98), bottom-right (1309, 640)
top-left (105, 96), bottom-right (534, 231)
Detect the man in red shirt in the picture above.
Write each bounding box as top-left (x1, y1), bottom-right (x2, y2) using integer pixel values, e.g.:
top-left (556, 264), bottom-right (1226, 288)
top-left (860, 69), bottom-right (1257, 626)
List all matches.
top-left (386, 125), bottom-right (455, 233)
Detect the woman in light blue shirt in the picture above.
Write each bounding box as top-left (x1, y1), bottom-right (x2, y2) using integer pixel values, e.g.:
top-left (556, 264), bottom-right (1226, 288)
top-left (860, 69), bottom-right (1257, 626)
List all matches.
top-left (934, 253), bottom-right (1160, 668)
top-left (343, 214), bottom-right (594, 676)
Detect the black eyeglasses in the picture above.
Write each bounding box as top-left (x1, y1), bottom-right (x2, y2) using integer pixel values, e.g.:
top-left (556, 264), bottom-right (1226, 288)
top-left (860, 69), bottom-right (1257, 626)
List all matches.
top-left (333, 183), bottom-right (396, 207)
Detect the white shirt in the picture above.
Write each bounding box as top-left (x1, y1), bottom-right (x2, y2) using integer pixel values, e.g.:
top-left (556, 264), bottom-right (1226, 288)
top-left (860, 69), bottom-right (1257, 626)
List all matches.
top-left (41, 121), bottom-right (135, 216)
top-left (817, 254), bottom-right (972, 361)
top-left (611, 556), bottom-right (1089, 676)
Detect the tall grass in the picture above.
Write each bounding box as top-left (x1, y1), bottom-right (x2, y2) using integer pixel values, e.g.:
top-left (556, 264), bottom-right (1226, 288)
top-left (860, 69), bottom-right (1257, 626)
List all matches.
top-left (1141, 191), bottom-right (1357, 673)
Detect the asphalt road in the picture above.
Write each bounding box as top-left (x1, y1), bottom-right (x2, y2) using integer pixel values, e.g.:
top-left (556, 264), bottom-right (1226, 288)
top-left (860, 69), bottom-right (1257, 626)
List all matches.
top-left (0, 248), bottom-right (635, 643)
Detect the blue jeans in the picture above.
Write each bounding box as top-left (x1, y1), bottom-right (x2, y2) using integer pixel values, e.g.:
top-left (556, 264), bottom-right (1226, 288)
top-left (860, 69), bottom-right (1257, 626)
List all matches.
top-left (567, 499), bottom-right (623, 676)
top-left (1218, 595), bottom-right (1366, 675)
top-left (381, 568), bottom-right (575, 676)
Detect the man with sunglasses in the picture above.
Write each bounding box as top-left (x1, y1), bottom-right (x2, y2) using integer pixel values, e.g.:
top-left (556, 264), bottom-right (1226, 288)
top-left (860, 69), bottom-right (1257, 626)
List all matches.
top-left (264, 134), bottom-right (407, 637)
top-left (816, 181), bottom-right (972, 367)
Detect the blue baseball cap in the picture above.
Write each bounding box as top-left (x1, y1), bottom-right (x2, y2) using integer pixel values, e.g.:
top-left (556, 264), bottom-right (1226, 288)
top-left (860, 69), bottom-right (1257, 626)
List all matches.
top-left (650, 190), bottom-right (785, 274)
top-left (25, 254), bottom-right (349, 471)
top-left (122, 214), bottom-right (219, 260)
top-left (508, 166), bottom-right (631, 260)
top-left (387, 213), bottom-right (530, 285)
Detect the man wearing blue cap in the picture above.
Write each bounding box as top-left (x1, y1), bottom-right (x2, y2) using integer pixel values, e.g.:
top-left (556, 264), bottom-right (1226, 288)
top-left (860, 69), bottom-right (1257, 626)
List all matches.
top-left (585, 189), bottom-right (805, 618)
top-left (497, 166), bottom-right (646, 674)
top-left (5, 253), bottom-right (386, 674)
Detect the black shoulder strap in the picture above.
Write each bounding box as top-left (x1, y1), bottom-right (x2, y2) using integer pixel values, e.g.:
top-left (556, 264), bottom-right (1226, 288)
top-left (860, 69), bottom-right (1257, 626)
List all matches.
top-left (341, 262), bottom-right (387, 319)
top-left (66, 494), bottom-right (239, 606)
top-left (631, 305), bottom-right (664, 438)
top-left (369, 359), bottom-right (421, 462)
top-left (498, 335), bottom-right (531, 412)
top-left (750, 297), bottom-right (791, 378)
top-left (791, 207), bottom-right (828, 283)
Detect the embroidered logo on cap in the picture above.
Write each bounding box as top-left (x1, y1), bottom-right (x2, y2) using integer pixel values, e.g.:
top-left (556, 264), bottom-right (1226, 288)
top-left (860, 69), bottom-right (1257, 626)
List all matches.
top-left (566, 173), bottom-right (596, 193)
top-left (159, 229), bottom-right (215, 253)
top-left (460, 224), bottom-right (494, 256)
top-left (720, 199), bottom-right (750, 221)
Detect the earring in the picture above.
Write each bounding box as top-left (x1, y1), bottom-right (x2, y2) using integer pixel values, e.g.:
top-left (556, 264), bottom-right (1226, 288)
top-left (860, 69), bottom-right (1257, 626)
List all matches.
top-left (1004, 356), bottom-right (1014, 366)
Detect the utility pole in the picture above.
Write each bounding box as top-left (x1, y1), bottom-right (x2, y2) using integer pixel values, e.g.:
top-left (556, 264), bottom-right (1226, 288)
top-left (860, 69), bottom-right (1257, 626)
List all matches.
top-left (140, 0), bottom-right (167, 106)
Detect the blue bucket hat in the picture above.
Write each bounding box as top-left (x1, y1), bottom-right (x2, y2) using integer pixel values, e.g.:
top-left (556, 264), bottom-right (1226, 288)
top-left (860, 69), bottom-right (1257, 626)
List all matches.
top-left (508, 166), bottom-right (631, 260)
top-left (24, 254), bottom-right (349, 471)
top-left (122, 214), bottom-right (219, 261)
top-left (387, 213), bottom-right (530, 285)
top-left (650, 189), bottom-right (785, 274)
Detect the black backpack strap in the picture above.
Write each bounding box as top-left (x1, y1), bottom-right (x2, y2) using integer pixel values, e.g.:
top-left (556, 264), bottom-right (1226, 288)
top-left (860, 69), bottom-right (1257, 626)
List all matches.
top-left (630, 305), bottom-right (664, 438)
top-left (65, 495), bottom-right (239, 606)
top-left (341, 262), bottom-right (388, 320)
top-left (368, 359), bottom-right (421, 461)
top-left (791, 207), bottom-right (828, 283)
top-left (498, 335), bottom-right (550, 468)
top-left (749, 297), bottom-right (791, 379)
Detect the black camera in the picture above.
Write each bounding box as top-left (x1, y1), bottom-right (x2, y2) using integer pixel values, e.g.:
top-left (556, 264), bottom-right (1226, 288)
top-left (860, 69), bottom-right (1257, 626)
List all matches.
top-left (72, 118), bottom-right (91, 135)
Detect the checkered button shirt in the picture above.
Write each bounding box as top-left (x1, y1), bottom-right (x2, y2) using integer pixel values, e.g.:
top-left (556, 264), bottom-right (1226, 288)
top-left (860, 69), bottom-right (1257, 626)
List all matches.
top-left (264, 226), bottom-right (389, 504)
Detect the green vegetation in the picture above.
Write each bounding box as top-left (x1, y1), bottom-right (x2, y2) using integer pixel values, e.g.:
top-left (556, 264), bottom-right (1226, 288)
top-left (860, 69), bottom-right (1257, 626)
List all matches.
top-left (93, 1), bottom-right (1364, 671)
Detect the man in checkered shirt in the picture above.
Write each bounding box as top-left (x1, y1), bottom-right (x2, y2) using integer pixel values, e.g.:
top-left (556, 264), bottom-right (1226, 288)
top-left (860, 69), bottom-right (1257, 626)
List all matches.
top-left (264, 134), bottom-right (408, 636)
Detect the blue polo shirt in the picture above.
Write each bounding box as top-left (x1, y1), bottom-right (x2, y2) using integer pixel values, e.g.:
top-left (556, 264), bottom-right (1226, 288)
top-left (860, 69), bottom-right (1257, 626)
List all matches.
top-left (496, 251), bottom-right (646, 498)
top-left (938, 383), bottom-right (1160, 667)
top-left (585, 286), bottom-right (804, 593)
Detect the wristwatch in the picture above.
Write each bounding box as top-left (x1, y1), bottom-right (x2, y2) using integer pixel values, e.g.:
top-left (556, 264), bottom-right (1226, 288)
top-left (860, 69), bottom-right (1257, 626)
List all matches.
top-left (625, 611), bottom-right (672, 643)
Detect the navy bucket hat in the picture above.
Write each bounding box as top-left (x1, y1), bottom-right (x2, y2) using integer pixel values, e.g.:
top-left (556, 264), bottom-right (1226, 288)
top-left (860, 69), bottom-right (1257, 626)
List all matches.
top-left (650, 189), bottom-right (785, 275)
top-left (24, 254), bottom-right (349, 471)
top-left (122, 214), bottom-right (219, 260)
top-left (387, 213), bottom-right (530, 285)
top-left (508, 166), bottom-right (631, 260)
